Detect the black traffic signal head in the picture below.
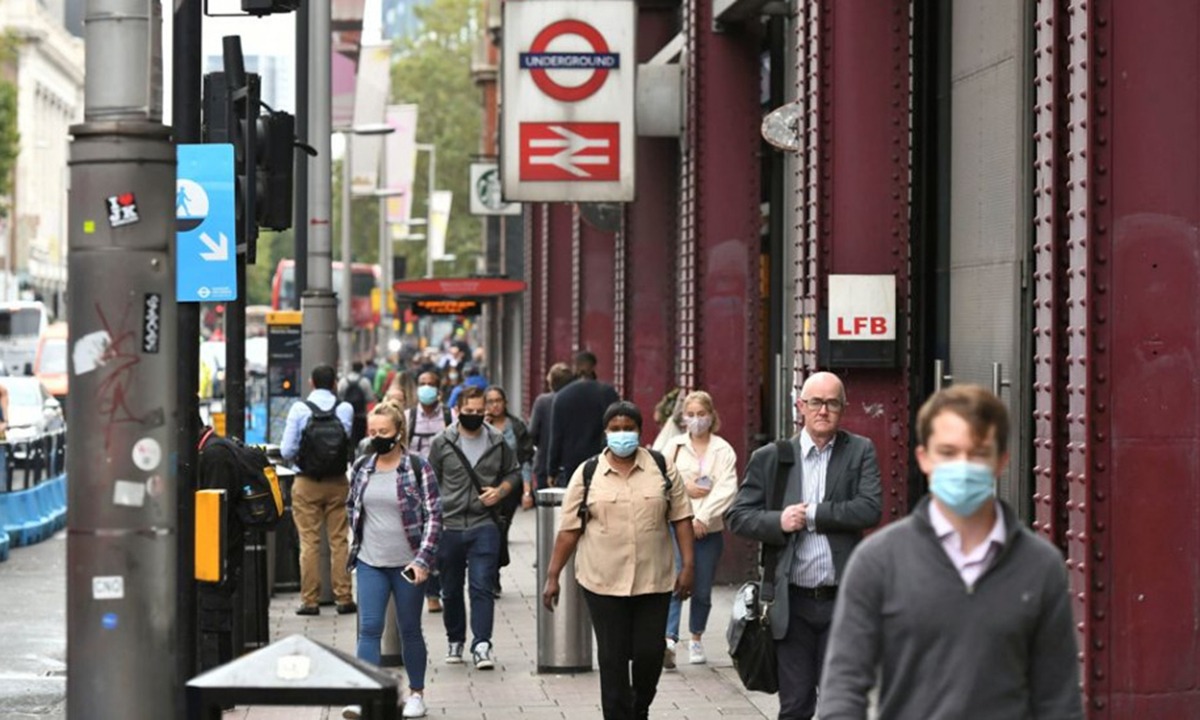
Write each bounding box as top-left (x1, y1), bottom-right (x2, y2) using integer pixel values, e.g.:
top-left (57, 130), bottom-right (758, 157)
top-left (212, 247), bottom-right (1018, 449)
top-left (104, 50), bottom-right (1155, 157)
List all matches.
top-left (255, 111), bottom-right (295, 232)
top-left (242, 0), bottom-right (301, 17)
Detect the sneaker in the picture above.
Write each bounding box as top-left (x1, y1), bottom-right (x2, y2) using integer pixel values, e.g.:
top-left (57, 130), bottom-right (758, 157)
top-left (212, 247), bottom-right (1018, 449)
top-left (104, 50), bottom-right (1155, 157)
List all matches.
top-left (688, 640), bottom-right (706, 665)
top-left (445, 641), bottom-right (465, 664)
top-left (295, 604), bottom-right (319, 616)
top-left (341, 705), bottom-right (362, 719)
top-left (336, 601), bottom-right (358, 615)
top-left (402, 694), bottom-right (428, 718)
top-left (427, 597), bottom-right (443, 614)
top-left (663, 640), bottom-right (677, 670)
top-left (472, 641), bottom-right (496, 670)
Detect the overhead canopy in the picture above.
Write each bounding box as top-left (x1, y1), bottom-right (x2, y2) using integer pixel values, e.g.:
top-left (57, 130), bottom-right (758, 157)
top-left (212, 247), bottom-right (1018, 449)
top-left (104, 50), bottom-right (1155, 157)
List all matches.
top-left (392, 277), bottom-right (527, 298)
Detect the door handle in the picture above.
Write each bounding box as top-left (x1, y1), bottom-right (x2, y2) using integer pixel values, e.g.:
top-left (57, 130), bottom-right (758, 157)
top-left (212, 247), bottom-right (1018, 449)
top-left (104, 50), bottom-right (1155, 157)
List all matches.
top-left (933, 359), bottom-right (953, 394)
top-left (992, 362), bottom-right (1011, 397)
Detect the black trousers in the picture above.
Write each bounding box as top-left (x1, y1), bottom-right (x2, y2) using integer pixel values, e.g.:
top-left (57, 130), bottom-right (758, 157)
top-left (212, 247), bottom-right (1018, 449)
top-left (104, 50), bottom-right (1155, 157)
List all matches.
top-left (582, 589), bottom-right (672, 720)
top-left (775, 589), bottom-right (836, 720)
top-left (197, 580), bottom-right (241, 672)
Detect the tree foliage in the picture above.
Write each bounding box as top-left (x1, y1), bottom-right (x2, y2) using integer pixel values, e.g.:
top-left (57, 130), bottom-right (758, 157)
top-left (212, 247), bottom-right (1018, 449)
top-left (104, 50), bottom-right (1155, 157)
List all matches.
top-left (0, 31), bottom-right (21, 215)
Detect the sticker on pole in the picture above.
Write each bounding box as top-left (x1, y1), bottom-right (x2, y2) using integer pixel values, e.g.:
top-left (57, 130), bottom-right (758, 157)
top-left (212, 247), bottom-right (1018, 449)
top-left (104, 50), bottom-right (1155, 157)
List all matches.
top-left (177, 144), bottom-right (237, 303)
top-left (502, 0), bottom-right (636, 202)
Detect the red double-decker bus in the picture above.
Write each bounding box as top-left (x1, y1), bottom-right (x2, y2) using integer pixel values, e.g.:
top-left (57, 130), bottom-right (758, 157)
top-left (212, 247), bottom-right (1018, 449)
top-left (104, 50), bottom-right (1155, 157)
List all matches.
top-left (271, 259), bottom-right (382, 357)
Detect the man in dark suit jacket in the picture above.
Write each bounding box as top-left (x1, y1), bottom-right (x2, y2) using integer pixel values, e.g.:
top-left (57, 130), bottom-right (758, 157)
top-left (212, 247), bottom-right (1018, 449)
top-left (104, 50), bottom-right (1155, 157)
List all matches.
top-left (546, 351), bottom-right (619, 484)
top-left (726, 372), bottom-right (881, 720)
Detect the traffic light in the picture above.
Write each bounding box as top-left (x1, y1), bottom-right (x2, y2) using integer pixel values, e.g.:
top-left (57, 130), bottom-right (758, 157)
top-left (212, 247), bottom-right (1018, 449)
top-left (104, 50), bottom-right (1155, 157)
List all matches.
top-left (241, 0), bottom-right (300, 17)
top-left (254, 110), bottom-right (295, 232)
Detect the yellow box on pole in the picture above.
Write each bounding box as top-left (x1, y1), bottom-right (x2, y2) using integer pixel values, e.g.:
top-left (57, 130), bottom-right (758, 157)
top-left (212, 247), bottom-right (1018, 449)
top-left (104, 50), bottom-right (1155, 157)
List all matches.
top-left (195, 489), bottom-right (227, 584)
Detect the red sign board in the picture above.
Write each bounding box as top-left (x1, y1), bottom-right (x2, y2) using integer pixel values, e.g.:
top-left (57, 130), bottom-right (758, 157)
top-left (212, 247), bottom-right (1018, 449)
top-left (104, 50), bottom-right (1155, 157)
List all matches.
top-left (519, 122), bottom-right (620, 182)
top-left (392, 278), bottom-right (527, 297)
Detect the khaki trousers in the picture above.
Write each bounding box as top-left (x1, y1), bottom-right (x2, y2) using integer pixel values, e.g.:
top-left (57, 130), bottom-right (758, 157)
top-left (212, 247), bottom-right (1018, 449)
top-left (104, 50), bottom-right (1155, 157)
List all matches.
top-left (292, 474), bottom-right (353, 606)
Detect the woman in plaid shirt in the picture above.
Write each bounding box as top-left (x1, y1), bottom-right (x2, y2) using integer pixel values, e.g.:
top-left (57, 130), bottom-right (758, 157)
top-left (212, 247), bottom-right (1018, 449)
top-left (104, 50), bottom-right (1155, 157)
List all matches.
top-left (344, 401), bottom-right (443, 719)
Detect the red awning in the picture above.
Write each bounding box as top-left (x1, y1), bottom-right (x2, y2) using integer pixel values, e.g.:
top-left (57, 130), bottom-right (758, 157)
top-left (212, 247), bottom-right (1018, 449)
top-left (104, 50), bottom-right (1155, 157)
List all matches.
top-left (392, 278), bottom-right (527, 298)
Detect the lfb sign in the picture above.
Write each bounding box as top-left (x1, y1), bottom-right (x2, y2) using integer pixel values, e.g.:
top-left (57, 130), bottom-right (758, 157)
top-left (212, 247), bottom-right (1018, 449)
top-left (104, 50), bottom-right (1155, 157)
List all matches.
top-left (502, 0), bottom-right (636, 202)
top-left (828, 275), bottom-right (896, 341)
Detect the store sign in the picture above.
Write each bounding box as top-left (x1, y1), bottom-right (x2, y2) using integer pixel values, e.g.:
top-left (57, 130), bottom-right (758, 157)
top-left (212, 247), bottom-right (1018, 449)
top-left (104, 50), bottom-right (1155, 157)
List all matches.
top-left (828, 275), bottom-right (896, 341)
top-left (501, 0), bottom-right (636, 202)
top-left (469, 163), bottom-right (521, 216)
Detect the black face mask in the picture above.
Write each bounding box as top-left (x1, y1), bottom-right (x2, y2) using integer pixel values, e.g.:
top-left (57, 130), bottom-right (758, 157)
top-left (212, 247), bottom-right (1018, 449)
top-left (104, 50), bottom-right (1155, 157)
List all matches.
top-left (459, 414), bottom-right (485, 432)
top-left (369, 435), bottom-right (400, 455)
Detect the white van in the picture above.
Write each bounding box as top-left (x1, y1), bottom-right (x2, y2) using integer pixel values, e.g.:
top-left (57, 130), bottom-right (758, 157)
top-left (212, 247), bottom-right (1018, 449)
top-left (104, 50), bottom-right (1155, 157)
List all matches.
top-left (0, 301), bottom-right (49, 375)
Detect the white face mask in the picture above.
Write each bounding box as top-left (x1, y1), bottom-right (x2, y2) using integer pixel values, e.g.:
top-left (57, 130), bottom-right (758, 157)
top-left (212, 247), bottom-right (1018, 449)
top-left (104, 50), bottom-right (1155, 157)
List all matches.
top-left (685, 415), bottom-right (712, 436)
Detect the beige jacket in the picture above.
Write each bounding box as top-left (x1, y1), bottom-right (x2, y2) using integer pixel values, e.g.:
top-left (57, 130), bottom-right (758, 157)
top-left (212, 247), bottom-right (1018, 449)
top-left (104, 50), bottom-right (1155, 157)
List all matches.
top-left (664, 432), bottom-right (738, 532)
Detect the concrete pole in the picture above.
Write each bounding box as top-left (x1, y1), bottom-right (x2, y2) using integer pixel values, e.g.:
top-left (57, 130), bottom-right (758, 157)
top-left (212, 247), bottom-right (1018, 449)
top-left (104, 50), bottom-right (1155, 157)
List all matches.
top-left (376, 191), bottom-right (390, 359)
top-left (301, 0), bottom-right (338, 383)
top-left (68, 0), bottom-right (177, 716)
top-left (419, 144), bottom-right (436, 278)
top-left (339, 135), bottom-right (353, 373)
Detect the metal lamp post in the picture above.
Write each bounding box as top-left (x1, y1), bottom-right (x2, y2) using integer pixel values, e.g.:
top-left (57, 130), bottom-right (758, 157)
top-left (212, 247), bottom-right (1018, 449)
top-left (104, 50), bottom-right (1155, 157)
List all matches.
top-left (416, 143), bottom-right (437, 278)
top-left (372, 188), bottom-right (406, 359)
top-left (335, 124), bottom-right (393, 373)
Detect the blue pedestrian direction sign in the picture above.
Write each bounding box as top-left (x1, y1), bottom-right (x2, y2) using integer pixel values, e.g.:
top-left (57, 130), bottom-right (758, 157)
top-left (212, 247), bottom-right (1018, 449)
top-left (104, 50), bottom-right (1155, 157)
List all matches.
top-left (177, 144), bottom-right (237, 302)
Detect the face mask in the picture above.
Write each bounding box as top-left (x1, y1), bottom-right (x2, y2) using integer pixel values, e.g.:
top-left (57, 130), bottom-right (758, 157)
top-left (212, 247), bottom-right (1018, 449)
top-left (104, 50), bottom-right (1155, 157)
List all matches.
top-left (929, 460), bottom-right (996, 517)
top-left (606, 430), bottom-right (640, 458)
top-left (417, 386), bottom-right (438, 406)
top-left (369, 435), bottom-right (399, 455)
top-left (459, 413), bottom-right (485, 432)
top-left (685, 416), bottom-right (712, 436)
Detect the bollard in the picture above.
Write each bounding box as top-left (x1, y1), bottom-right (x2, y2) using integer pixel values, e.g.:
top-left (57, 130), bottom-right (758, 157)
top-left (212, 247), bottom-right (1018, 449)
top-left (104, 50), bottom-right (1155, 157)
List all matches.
top-left (535, 488), bottom-right (593, 673)
top-left (380, 595), bottom-right (403, 667)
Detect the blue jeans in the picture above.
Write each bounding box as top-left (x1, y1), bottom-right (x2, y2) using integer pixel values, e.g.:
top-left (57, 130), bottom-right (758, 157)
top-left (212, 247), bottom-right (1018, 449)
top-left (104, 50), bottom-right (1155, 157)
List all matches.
top-left (439, 524), bottom-right (501, 650)
top-left (666, 530), bottom-right (725, 641)
top-left (355, 562), bottom-right (428, 690)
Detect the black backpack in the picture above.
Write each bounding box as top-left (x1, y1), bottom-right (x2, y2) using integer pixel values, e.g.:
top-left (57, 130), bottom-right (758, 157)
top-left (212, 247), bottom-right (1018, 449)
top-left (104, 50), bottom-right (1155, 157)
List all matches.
top-left (342, 376), bottom-right (370, 418)
top-left (199, 429), bottom-right (284, 530)
top-left (297, 401), bottom-right (350, 477)
top-left (577, 449), bottom-right (672, 532)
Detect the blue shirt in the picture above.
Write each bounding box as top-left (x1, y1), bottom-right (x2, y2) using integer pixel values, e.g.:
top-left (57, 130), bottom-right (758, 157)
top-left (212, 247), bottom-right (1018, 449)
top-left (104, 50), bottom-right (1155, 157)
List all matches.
top-left (280, 389), bottom-right (353, 462)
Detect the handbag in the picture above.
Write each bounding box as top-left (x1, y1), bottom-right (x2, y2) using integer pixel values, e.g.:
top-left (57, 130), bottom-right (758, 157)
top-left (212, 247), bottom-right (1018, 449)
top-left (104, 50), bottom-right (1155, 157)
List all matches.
top-left (727, 439), bottom-right (794, 694)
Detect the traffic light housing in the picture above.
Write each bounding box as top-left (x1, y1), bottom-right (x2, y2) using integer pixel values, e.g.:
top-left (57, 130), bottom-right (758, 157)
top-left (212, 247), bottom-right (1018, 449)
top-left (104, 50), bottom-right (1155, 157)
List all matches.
top-left (254, 111), bottom-right (295, 232)
top-left (241, 0), bottom-right (301, 17)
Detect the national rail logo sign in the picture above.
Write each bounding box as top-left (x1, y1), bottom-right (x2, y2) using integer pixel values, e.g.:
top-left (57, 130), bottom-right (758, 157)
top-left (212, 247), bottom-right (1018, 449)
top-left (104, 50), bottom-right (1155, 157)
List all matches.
top-left (502, 0), bottom-right (636, 202)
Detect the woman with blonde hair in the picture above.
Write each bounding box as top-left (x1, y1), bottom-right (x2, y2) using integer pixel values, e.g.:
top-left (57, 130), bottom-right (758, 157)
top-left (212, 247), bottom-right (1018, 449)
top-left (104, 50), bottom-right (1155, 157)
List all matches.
top-left (343, 401), bottom-right (442, 719)
top-left (662, 390), bottom-right (738, 668)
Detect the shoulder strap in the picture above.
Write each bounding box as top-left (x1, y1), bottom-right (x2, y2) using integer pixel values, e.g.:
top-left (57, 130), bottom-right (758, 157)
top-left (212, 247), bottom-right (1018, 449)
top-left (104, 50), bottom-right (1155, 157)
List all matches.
top-left (647, 448), bottom-right (671, 496)
top-left (443, 407), bottom-right (453, 426)
top-left (446, 438), bottom-right (504, 525)
top-left (760, 440), bottom-right (796, 604)
top-left (305, 400), bottom-right (333, 418)
top-left (408, 407), bottom-right (418, 441)
top-left (578, 455), bottom-right (600, 531)
top-left (672, 443), bottom-right (682, 467)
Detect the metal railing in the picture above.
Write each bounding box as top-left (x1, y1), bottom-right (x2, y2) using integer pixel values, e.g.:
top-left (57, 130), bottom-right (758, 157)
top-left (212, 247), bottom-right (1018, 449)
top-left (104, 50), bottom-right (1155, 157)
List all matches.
top-left (1, 429), bottom-right (68, 493)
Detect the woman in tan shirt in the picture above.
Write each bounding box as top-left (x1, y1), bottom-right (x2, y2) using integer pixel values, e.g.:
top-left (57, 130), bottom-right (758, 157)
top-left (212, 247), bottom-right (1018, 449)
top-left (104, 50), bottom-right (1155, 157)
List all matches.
top-left (662, 390), bottom-right (739, 669)
top-left (543, 400), bottom-right (695, 720)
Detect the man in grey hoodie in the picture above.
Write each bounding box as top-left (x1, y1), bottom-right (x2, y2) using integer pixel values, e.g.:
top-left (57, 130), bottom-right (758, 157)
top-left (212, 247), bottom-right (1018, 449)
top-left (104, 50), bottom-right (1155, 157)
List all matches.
top-left (817, 385), bottom-right (1083, 720)
top-left (428, 385), bottom-right (521, 671)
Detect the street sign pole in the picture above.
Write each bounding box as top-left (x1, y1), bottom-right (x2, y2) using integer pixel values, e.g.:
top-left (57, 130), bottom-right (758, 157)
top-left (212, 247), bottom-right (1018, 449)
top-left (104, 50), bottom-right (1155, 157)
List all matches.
top-left (67, 0), bottom-right (178, 716)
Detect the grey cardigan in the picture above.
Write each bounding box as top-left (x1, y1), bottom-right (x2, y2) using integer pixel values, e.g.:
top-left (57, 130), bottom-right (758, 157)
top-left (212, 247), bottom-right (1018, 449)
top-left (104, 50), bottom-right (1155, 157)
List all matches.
top-left (725, 429), bottom-right (882, 639)
top-left (817, 497), bottom-right (1083, 720)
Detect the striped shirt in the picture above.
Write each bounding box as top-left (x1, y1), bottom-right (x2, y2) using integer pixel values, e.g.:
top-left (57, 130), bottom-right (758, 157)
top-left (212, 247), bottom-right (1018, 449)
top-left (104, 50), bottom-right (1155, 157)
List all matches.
top-left (789, 429), bottom-right (837, 588)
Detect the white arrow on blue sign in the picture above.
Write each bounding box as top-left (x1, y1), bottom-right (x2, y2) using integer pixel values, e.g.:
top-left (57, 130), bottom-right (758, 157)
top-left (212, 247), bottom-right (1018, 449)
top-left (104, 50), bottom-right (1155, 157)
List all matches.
top-left (177, 144), bottom-right (238, 303)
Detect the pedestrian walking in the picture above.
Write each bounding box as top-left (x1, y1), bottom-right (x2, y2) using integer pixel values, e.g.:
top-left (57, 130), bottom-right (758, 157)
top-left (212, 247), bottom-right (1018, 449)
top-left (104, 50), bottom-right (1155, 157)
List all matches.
top-left (547, 351), bottom-right (619, 484)
top-left (338, 361), bottom-right (376, 447)
top-left (661, 391), bottom-right (738, 669)
top-left (342, 402), bottom-right (442, 720)
top-left (428, 386), bottom-right (521, 669)
top-left (483, 385), bottom-right (534, 595)
top-left (408, 369), bottom-right (455, 613)
top-left (280, 364), bottom-right (356, 616)
top-left (725, 371), bottom-right (882, 720)
top-left (817, 385), bottom-right (1083, 719)
top-left (543, 401), bottom-right (695, 720)
top-left (527, 361), bottom-right (573, 502)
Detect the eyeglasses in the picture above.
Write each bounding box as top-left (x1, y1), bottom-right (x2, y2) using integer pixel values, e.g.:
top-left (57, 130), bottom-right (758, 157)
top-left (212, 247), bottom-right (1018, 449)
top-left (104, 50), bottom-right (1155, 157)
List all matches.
top-left (800, 397), bottom-right (843, 412)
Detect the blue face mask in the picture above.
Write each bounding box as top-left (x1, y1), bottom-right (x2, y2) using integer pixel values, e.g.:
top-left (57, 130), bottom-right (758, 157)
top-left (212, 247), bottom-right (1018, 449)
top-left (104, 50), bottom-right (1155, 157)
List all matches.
top-left (929, 460), bottom-right (996, 517)
top-left (417, 385), bottom-right (438, 406)
top-left (606, 430), bottom-right (640, 458)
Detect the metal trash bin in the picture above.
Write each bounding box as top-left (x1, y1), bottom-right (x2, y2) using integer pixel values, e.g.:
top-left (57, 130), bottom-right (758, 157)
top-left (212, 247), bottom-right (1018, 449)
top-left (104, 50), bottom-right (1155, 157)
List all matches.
top-left (536, 487), bottom-right (592, 673)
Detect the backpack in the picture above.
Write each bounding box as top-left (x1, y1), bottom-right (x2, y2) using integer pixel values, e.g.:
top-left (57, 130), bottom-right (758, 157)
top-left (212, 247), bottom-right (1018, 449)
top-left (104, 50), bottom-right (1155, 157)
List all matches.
top-left (342, 375), bottom-right (370, 418)
top-left (297, 400), bottom-right (350, 477)
top-left (199, 429), bottom-right (284, 530)
top-left (577, 449), bottom-right (672, 532)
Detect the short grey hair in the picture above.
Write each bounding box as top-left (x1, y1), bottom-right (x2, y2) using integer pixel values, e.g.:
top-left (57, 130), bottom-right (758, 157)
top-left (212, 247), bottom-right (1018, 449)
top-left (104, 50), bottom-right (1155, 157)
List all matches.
top-left (799, 371), bottom-right (846, 403)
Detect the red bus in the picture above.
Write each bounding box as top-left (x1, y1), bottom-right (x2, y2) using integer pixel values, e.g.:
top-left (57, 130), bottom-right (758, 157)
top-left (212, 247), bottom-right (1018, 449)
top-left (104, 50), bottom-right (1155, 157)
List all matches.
top-left (271, 259), bottom-right (382, 358)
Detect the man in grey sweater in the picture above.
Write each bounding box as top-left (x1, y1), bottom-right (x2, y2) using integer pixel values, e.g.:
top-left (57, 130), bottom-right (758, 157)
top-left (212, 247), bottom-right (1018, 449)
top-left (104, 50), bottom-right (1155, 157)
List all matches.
top-left (428, 385), bottom-right (521, 671)
top-left (817, 385), bottom-right (1083, 720)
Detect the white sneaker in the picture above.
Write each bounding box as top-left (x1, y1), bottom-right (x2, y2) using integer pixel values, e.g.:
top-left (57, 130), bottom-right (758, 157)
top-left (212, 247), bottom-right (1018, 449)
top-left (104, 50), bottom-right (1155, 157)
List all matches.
top-left (402, 694), bottom-right (428, 718)
top-left (472, 640), bottom-right (496, 670)
top-left (341, 705), bottom-right (362, 719)
top-left (688, 639), bottom-right (707, 664)
top-left (663, 639), bottom-right (677, 671)
top-left (446, 641), bottom-right (465, 664)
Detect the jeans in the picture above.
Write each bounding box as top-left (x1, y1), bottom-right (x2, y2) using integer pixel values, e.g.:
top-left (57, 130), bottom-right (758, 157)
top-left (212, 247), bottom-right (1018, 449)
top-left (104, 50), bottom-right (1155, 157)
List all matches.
top-left (438, 523), bottom-right (501, 649)
top-left (666, 530), bottom-right (724, 641)
top-left (355, 562), bottom-right (428, 690)
top-left (583, 589), bottom-right (672, 720)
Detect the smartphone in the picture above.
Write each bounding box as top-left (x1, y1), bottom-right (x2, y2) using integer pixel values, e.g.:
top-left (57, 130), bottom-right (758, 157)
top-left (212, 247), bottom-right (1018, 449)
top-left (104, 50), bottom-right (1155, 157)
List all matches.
top-left (695, 475), bottom-right (713, 490)
top-left (401, 567), bottom-right (417, 584)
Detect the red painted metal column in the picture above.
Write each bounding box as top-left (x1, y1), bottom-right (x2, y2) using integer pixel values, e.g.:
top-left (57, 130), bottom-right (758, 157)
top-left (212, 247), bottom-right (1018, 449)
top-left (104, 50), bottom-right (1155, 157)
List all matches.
top-left (544, 203), bottom-right (577, 371)
top-left (625, 6), bottom-right (680, 426)
top-left (799, 0), bottom-right (912, 521)
top-left (578, 218), bottom-right (616, 375)
top-left (523, 203), bottom-right (545, 413)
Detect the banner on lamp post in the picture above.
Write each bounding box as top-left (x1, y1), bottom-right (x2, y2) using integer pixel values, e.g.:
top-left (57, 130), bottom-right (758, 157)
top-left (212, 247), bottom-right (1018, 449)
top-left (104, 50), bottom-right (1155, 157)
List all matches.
top-left (427, 190), bottom-right (453, 261)
top-left (384, 104), bottom-right (419, 225)
top-left (350, 44), bottom-right (392, 196)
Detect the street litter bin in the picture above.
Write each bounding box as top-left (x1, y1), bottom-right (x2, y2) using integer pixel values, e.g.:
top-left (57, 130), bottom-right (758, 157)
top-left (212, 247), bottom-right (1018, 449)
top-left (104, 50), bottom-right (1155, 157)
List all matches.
top-left (536, 487), bottom-right (592, 674)
top-left (187, 633), bottom-right (399, 720)
top-left (271, 471), bottom-right (301, 593)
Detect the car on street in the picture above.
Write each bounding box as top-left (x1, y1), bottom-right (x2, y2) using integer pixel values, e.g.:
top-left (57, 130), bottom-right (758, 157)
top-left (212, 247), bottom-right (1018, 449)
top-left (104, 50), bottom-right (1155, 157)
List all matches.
top-left (0, 376), bottom-right (65, 445)
top-left (34, 323), bottom-right (68, 404)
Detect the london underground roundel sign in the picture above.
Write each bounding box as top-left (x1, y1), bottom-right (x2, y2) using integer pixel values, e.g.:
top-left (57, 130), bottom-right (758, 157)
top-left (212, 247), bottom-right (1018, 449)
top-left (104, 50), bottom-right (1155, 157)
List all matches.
top-left (521, 19), bottom-right (620, 103)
